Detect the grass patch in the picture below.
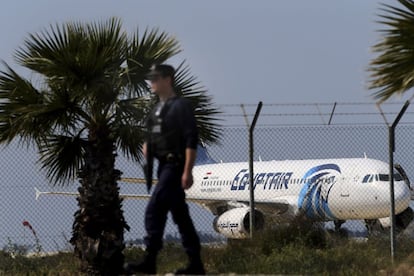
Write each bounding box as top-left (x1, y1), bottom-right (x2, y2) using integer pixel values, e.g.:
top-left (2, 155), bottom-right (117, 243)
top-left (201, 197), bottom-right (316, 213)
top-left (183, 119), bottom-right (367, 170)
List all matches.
top-left (2, 222), bottom-right (414, 275)
top-left (0, 251), bottom-right (79, 275)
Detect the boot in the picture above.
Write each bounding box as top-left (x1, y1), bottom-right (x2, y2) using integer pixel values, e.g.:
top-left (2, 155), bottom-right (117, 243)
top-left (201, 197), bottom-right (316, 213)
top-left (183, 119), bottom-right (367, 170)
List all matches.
top-left (175, 255), bottom-right (205, 275)
top-left (123, 251), bottom-right (157, 275)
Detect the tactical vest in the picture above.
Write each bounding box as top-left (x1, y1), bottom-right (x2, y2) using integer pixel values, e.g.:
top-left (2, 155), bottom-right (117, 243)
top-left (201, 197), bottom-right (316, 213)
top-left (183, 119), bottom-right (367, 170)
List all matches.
top-left (147, 97), bottom-right (182, 159)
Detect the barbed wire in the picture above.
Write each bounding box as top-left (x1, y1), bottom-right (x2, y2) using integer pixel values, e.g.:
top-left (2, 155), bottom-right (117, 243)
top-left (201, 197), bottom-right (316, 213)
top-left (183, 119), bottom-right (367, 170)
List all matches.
top-left (215, 101), bottom-right (414, 127)
top-left (220, 122), bottom-right (414, 128)
top-left (217, 112), bottom-right (414, 117)
top-left (217, 101), bottom-right (407, 107)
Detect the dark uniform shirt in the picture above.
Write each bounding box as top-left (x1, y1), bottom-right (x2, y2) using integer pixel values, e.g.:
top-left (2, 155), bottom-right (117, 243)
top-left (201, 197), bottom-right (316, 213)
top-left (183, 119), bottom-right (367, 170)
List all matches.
top-left (148, 96), bottom-right (198, 161)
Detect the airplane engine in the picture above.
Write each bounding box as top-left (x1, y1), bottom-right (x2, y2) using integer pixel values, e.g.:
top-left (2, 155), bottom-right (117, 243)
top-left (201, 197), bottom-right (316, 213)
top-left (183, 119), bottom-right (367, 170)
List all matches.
top-left (374, 207), bottom-right (414, 232)
top-left (393, 164), bottom-right (414, 231)
top-left (213, 207), bottom-right (264, 239)
top-left (394, 164), bottom-right (414, 199)
top-left (396, 206), bottom-right (414, 231)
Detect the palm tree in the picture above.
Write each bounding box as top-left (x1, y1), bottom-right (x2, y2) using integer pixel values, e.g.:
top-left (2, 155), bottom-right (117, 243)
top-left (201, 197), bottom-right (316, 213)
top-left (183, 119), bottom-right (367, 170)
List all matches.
top-left (368, 0), bottom-right (414, 102)
top-left (0, 18), bottom-right (220, 275)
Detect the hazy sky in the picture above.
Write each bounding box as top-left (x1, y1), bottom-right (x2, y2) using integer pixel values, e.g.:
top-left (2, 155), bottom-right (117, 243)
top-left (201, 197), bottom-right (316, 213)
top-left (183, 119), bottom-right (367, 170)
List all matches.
top-left (2, 0), bottom-right (414, 252)
top-left (0, 0), bottom-right (405, 107)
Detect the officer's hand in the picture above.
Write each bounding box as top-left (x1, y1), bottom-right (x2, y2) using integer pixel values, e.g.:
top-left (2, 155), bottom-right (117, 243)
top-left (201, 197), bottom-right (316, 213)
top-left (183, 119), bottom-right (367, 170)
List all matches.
top-left (182, 171), bottom-right (194, 190)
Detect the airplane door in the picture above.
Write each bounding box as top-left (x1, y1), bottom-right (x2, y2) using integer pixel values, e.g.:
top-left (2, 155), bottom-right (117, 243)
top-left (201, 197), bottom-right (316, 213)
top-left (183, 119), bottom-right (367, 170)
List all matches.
top-left (340, 176), bottom-right (350, 197)
top-left (341, 172), bottom-right (361, 197)
top-left (333, 175), bottom-right (352, 219)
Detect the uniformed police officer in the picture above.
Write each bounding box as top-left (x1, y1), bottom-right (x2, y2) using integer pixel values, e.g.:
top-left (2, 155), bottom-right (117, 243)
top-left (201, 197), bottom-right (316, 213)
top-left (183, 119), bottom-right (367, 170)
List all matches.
top-left (124, 64), bottom-right (205, 275)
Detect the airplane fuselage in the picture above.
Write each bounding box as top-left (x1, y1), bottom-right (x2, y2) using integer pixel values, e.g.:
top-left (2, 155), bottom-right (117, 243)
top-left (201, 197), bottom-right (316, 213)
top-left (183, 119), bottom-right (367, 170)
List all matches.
top-left (34, 155), bottom-right (414, 239)
top-left (187, 158), bottom-right (411, 221)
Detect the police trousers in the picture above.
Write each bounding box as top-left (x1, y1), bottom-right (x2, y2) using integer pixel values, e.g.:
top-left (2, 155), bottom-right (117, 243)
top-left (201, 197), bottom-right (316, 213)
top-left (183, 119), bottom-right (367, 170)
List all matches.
top-left (144, 162), bottom-right (201, 256)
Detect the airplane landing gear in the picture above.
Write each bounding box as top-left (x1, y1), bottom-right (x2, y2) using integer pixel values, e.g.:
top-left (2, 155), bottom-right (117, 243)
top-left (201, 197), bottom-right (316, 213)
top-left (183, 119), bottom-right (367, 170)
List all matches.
top-left (365, 219), bottom-right (382, 234)
top-left (334, 220), bottom-right (345, 231)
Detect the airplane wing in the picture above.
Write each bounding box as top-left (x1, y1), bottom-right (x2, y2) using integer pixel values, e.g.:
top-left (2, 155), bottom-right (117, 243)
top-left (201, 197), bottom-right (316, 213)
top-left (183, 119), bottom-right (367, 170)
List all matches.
top-left (185, 196), bottom-right (294, 217)
top-left (35, 188), bottom-right (151, 200)
top-left (120, 177), bottom-right (146, 183)
top-left (34, 186), bottom-right (295, 218)
top-left (119, 193), bottom-right (151, 200)
top-left (120, 178), bottom-right (158, 185)
top-left (35, 188), bottom-right (78, 200)
top-left (254, 200), bottom-right (291, 215)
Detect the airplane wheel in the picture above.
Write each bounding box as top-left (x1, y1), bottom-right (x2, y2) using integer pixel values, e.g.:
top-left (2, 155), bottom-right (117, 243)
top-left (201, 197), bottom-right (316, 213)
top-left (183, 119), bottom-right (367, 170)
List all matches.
top-left (365, 219), bottom-right (382, 234)
top-left (334, 220), bottom-right (345, 231)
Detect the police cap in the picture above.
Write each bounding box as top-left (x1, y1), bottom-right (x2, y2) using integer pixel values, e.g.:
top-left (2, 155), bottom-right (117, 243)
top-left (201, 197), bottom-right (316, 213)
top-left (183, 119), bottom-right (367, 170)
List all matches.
top-left (146, 64), bottom-right (175, 81)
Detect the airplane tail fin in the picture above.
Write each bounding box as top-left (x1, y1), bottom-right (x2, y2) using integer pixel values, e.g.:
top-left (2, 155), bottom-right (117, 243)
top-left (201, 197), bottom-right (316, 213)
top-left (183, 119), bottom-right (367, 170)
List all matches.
top-left (195, 143), bottom-right (217, 165)
top-left (35, 187), bottom-right (41, 200)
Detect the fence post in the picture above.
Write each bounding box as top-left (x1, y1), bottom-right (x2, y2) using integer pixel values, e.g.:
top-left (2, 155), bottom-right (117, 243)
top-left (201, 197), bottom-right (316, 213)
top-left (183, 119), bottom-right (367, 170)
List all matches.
top-left (377, 100), bottom-right (410, 262)
top-left (248, 101), bottom-right (262, 238)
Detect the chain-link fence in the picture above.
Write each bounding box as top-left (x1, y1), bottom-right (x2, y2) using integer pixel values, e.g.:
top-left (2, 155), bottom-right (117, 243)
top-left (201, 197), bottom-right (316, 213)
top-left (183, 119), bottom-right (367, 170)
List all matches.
top-left (1, 105), bottom-right (414, 256)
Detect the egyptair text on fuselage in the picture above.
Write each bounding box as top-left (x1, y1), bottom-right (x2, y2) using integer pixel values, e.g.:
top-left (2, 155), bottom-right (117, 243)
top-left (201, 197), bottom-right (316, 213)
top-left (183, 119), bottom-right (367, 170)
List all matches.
top-left (231, 169), bottom-right (293, 191)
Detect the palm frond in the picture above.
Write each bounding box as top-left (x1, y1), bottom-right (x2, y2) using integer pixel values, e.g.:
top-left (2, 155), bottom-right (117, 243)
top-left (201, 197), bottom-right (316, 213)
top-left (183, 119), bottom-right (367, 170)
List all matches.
top-left (174, 62), bottom-right (222, 144)
top-left (38, 134), bottom-right (86, 185)
top-left (0, 62), bottom-right (45, 144)
top-left (368, 0), bottom-right (414, 102)
top-left (111, 97), bottom-right (149, 161)
top-left (124, 28), bottom-right (181, 98)
top-left (114, 124), bottom-right (146, 162)
top-left (0, 62), bottom-right (90, 145)
top-left (1, 16), bottom-right (222, 188)
top-left (15, 17), bottom-right (127, 104)
top-left (113, 97), bottom-right (150, 123)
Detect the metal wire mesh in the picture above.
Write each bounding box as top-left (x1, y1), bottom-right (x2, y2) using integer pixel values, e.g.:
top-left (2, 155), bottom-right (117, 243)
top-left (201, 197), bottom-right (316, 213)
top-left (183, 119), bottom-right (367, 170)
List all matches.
top-left (1, 123), bottom-right (414, 255)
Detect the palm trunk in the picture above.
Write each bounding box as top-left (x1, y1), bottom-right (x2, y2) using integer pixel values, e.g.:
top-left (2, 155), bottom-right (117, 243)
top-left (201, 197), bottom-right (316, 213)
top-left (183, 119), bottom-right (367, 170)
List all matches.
top-left (71, 126), bottom-right (129, 275)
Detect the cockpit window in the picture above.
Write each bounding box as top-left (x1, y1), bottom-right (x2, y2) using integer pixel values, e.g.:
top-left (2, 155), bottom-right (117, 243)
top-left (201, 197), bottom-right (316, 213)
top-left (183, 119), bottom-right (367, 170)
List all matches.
top-left (378, 173), bottom-right (403, 182)
top-left (362, 174), bottom-right (373, 183)
top-left (378, 174), bottom-right (388, 181)
top-left (363, 173), bottom-right (403, 183)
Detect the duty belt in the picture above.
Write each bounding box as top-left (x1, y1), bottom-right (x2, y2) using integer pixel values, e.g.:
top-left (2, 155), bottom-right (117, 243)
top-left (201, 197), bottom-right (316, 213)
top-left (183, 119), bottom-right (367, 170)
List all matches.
top-left (158, 153), bottom-right (181, 163)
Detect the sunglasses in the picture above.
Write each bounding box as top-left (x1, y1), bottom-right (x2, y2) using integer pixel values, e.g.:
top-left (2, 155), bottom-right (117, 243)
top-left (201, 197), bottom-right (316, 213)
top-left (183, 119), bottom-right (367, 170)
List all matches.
top-left (148, 74), bottom-right (164, 82)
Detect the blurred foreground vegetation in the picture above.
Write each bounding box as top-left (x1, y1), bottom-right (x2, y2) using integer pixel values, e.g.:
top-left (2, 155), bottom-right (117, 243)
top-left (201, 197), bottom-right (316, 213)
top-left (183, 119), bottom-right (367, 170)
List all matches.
top-left (2, 221), bottom-right (414, 275)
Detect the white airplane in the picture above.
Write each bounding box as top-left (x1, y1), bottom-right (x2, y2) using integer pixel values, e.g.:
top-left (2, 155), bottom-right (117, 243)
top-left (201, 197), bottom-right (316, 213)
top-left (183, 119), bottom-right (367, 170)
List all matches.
top-left (35, 146), bottom-right (414, 239)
